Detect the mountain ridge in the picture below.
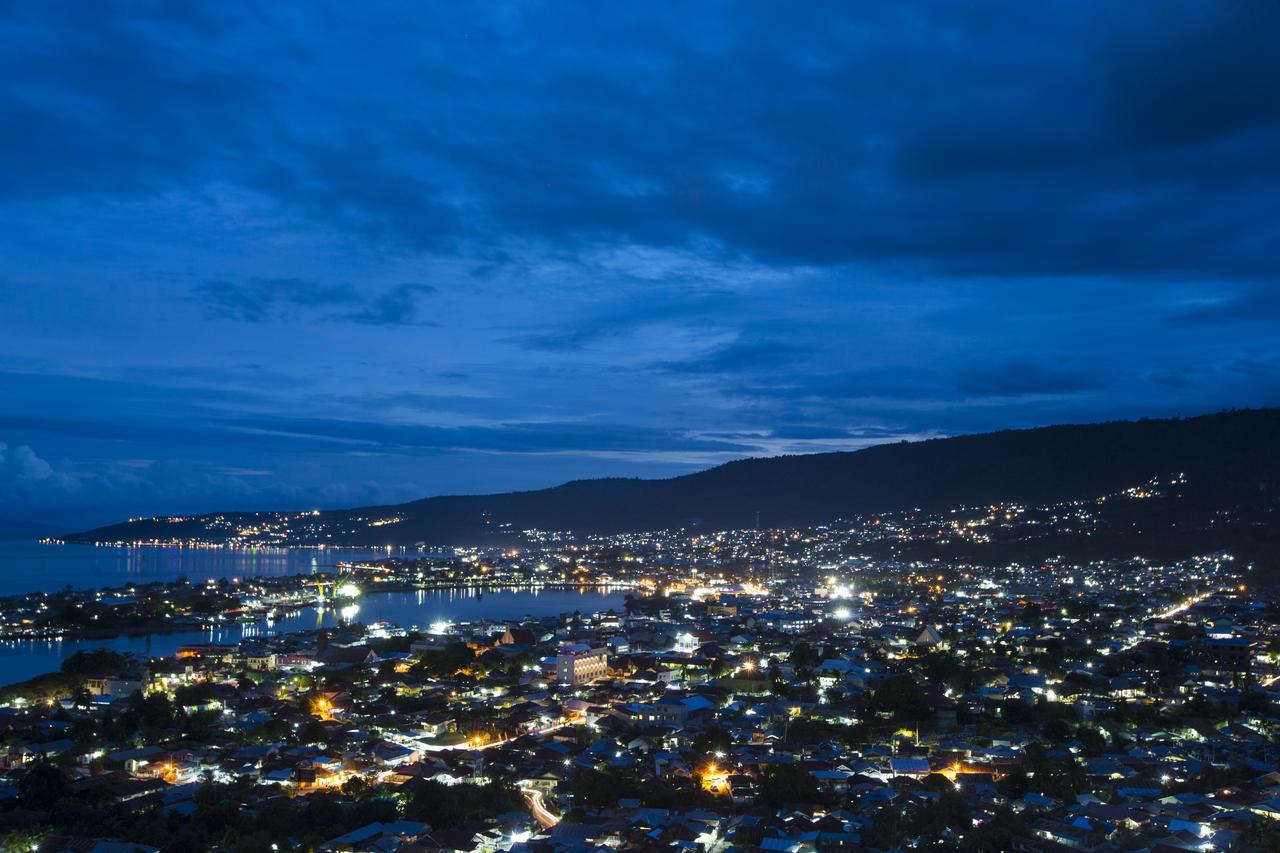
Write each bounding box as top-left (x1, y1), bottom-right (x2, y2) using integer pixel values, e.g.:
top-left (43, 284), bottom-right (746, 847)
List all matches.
top-left (62, 409), bottom-right (1280, 548)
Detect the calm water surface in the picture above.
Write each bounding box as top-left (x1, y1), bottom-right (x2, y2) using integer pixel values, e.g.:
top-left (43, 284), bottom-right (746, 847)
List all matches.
top-left (0, 542), bottom-right (627, 684)
top-left (0, 587), bottom-right (626, 684)
top-left (0, 540), bottom-right (407, 594)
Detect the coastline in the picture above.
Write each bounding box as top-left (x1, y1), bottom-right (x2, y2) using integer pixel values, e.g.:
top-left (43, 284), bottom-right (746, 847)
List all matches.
top-left (0, 572), bottom-right (635, 644)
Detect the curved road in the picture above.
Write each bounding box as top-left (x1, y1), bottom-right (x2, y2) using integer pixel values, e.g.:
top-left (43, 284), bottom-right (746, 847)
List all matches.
top-left (523, 788), bottom-right (560, 829)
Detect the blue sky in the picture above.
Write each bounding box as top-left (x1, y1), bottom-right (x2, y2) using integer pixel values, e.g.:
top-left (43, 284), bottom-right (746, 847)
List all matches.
top-left (1, 1), bottom-right (1278, 529)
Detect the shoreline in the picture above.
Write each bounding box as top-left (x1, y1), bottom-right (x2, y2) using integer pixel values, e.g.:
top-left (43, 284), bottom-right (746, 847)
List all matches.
top-left (0, 575), bottom-right (636, 644)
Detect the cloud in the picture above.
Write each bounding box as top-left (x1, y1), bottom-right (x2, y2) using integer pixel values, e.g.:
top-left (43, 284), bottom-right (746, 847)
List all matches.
top-left (195, 278), bottom-right (358, 322)
top-left (1099, 1), bottom-right (1280, 150)
top-left (509, 284), bottom-right (741, 352)
top-left (193, 279), bottom-right (436, 325)
top-left (954, 360), bottom-right (1101, 398)
top-left (0, 367), bottom-right (757, 462)
top-left (654, 338), bottom-right (812, 375)
top-left (0, 441), bottom-right (62, 489)
top-left (5, 2), bottom-right (1280, 279)
top-left (223, 414), bottom-right (757, 457)
top-left (3, 2), bottom-right (1280, 529)
top-left (1165, 284), bottom-right (1280, 326)
top-left (342, 283), bottom-right (439, 325)
top-left (0, 2), bottom-right (259, 202)
top-left (0, 436), bottom-right (431, 530)
top-left (765, 424), bottom-right (904, 441)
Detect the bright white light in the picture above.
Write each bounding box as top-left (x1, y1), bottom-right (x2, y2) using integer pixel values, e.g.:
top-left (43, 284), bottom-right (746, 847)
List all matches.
top-left (339, 603), bottom-right (360, 621)
top-left (834, 607), bottom-right (852, 620)
top-left (335, 582), bottom-right (361, 598)
top-left (430, 620), bottom-right (452, 635)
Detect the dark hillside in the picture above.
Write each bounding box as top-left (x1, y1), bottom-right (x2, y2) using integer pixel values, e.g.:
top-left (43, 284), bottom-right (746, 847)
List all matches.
top-left (66, 410), bottom-right (1280, 554)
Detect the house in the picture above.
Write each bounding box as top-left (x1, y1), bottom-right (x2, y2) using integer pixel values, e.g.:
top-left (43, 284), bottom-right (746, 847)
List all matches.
top-left (316, 645), bottom-right (380, 668)
top-left (915, 626), bottom-right (946, 648)
top-left (322, 820), bottom-right (427, 852)
top-left (651, 693), bottom-right (716, 726)
top-left (889, 757), bottom-right (932, 779)
top-left (500, 628), bottom-right (538, 646)
top-left (84, 675), bottom-right (144, 698)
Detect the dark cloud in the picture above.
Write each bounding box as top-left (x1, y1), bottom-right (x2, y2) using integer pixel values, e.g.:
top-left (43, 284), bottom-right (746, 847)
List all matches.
top-left (194, 279), bottom-right (436, 325)
top-left (195, 279), bottom-right (358, 322)
top-left (0, 369), bottom-right (754, 461)
top-left (0, 2), bottom-right (258, 201)
top-left (2, 2), bottom-right (1280, 527)
top-left (1165, 284), bottom-right (1280, 326)
top-left (4, 2), bottom-right (1279, 277)
top-left (954, 360), bottom-right (1102, 398)
top-left (731, 368), bottom-right (951, 405)
top-left (1100, 1), bottom-right (1280, 150)
top-left (343, 284), bottom-right (439, 326)
top-left (226, 415), bottom-right (755, 456)
top-left (765, 425), bottom-right (904, 442)
top-left (655, 339), bottom-right (813, 375)
top-left (508, 285), bottom-right (740, 351)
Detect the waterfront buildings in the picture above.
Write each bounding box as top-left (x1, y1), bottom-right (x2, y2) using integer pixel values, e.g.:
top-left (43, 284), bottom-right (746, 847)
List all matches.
top-left (2, 479), bottom-right (1278, 850)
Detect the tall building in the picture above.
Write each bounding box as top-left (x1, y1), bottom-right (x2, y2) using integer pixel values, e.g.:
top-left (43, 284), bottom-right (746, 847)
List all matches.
top-left (1194, 636), bottom-right (1255, 686)
top-left (556, 643), bottom-right (609, 685)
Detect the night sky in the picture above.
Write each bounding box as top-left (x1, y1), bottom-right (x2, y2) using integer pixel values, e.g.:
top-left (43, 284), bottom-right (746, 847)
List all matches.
top-left (2, 2), bottom-right (1278, 529)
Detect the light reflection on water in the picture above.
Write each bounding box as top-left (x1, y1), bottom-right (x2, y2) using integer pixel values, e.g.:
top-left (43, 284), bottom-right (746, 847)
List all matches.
top-left (0, 541), bottom-right (408, 594)
top-left (0, 586), bottom-right (628, 685)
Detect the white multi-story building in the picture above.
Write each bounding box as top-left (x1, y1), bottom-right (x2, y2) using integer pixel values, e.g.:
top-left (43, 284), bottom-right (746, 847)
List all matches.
top-left (556, 643), bottom-right (609, 685)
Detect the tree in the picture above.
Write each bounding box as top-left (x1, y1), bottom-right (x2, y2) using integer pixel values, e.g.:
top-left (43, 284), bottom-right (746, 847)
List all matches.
top-left (128, 690), bottom-right (175, 730)
top-left (758, 764), bottom-right (821, 807)
top-left (61, 648), bottom-right (133, 676)
top-left (298, 718), bottom-right (330, 745)
top-left (422, 642), bottom-right (475, 676)
top-left (561, 767), bottom-right (640, 810)
top-left (962, 808), bottom-right (1029, 851)
top-left (0, 829), bottom-right (49, 852)
top-left (875, 675), bottom-right (929, 720)
top-left (402, 779), bottom-right (523, 828)
top-left (174, 682), bottom-right (220, 707)
top-left (1075, 726), bottom-right (1108, 755)
top-left (1042, 717), bottom-right (1073, 743)
top-left (789, 642), bottom-right (818, 669)
top-left (181, 710), bottom-right (221, 741)
top-left (19, 759), bottom-right (70, 810)
top-left (1023, 743), bottom-right (1086, 801)
top-left (691, 726), bottom-right (732, 759)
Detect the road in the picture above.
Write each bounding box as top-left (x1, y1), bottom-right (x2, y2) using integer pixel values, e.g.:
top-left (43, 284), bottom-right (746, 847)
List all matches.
top-left (523, 787), bottom-right (560, 829)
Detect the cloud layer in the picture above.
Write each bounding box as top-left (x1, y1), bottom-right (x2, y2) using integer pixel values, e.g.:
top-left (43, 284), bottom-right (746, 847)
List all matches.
top-left (0, 1), bottom-right (1278, 528)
